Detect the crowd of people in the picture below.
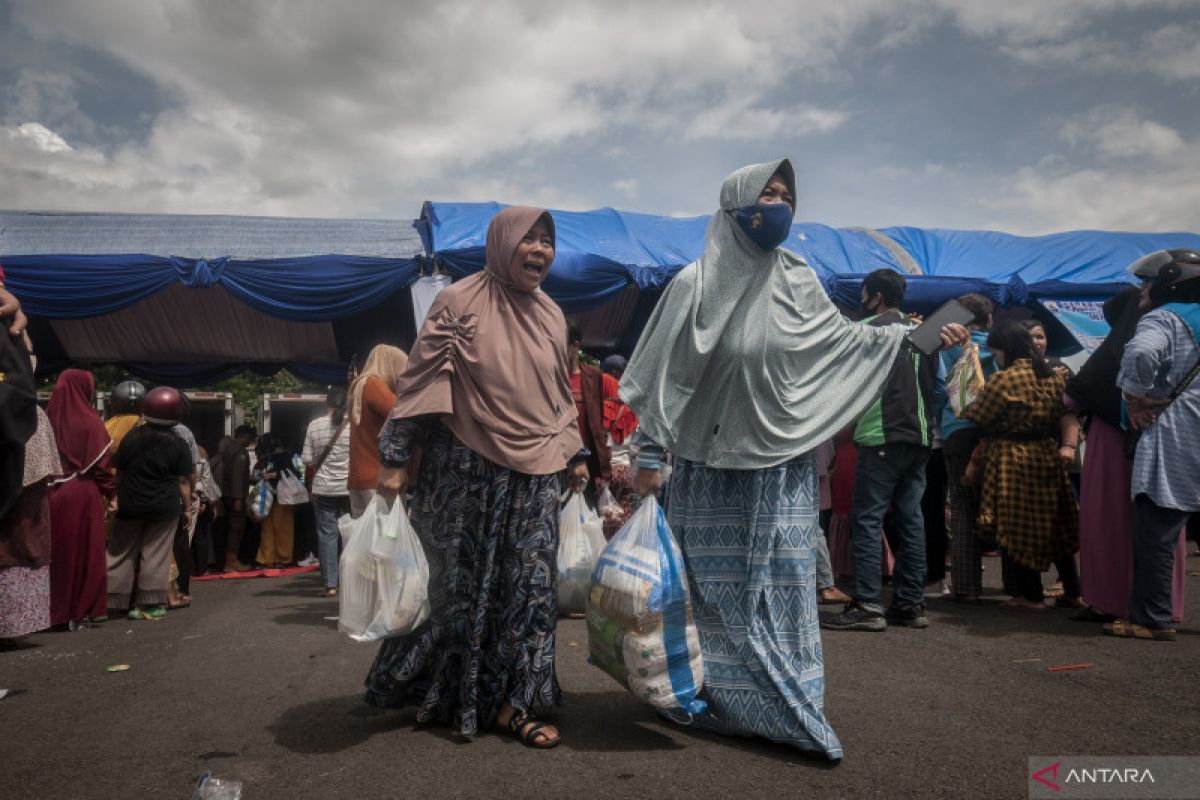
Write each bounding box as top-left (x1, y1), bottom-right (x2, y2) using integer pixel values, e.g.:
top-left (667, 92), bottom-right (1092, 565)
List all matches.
top-left (1, 162), bottom-right (1198, 762)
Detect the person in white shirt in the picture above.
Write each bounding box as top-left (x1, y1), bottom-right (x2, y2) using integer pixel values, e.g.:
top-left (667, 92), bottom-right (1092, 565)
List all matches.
top-left (302, 388), bottom-right (351, 597)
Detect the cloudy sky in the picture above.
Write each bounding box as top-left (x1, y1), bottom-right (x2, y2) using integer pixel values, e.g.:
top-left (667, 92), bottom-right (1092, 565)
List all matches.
top-left (2, 0), bottom-right (1198, 234)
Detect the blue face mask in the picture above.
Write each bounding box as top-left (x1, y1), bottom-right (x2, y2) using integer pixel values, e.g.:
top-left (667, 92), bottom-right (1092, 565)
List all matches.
top-left (731, 203), bottom-right (793, 252)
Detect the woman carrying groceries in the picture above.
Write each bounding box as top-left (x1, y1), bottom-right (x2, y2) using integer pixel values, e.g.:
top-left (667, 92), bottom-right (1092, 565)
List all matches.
top-left (346, 345), bottom-right (407, 518)
top-left (365, 206), bottom-right (586, 749)
top-left (302, 387), bottom-right (351, 597)
top-left (621, 159), bottom-right (966, 760)
top-left (253, 434), bottom-right (302, 568)
top-left (962, 321), bottom-right (1081, 611)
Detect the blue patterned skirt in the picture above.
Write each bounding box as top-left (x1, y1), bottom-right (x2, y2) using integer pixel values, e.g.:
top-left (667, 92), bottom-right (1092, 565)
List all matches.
top-left (667, 454), bottom-right (843, 760)
top-left (363, 425), bottom-right (562, 736)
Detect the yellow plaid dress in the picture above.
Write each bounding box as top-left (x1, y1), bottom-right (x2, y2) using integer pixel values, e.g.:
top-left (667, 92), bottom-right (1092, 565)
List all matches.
top-left (963, 359), bottom-right (1078, 571)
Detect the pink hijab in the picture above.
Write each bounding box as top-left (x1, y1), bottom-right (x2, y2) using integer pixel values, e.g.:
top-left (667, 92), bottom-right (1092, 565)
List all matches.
top-left (388, 206), bottom-right (582, 475)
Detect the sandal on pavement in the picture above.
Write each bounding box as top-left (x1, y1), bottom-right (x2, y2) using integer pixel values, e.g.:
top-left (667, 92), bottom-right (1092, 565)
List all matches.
top-left (1054, 596), bottom-right (1085, 609)
top-left (819, 586), bottom-right (853, 605)
top-left (504, 709), bottom-right (560, 749)
top-left (1103, 619), bottom-right (1176, 641)
top-left (320, 588), bottom-right (337, 598)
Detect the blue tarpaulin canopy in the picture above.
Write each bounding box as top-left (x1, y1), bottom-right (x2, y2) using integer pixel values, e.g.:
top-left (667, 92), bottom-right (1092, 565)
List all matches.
top-left (421, 201), bottom-right (1200, 317)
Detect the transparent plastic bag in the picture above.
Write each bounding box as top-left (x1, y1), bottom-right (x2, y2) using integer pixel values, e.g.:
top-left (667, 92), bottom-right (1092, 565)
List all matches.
top-left (557, 492), bottom-right (606, 614)
top-left (948, 341), bottom-right (986, 416)
top-left (275, 471), bottom-right (310, 505)
top-left (587, 496), bottom-right (705, 714)
top-left (246, 480), bottom-right (273, 522)
top-left (338, 496), bottom-right (430, 640)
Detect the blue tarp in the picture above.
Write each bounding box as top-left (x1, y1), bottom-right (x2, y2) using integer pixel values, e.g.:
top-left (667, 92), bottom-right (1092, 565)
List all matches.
top-left (420, 202), bottom-right (909, 312)
top-left (422, 202), bottom-right (1200, 313)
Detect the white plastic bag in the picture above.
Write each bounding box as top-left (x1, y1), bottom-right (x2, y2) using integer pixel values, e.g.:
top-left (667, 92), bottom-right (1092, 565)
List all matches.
top-left (276, 471), bottom-right (310, 506)
top-left (587, 495), bottom-right (706, 714)
top-left (247, 480), bottom-right (273, 522)
top-left (557, 492), bottom-right (607, 614)
top-left (338, 496), bottom-right (430, 641)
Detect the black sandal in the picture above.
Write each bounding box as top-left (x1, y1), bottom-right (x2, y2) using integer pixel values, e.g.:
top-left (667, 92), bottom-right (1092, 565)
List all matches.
top-left (505, 709), bottom-right (560, 749)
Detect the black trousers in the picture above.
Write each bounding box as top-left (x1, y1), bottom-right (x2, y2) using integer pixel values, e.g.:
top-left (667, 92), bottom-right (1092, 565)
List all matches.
top-left (1001, 548), bottom-right (1081, 603)
top-left (172, 518), bottom-right (191, 596)
top-left (922, 449), bottom-right (948, 583)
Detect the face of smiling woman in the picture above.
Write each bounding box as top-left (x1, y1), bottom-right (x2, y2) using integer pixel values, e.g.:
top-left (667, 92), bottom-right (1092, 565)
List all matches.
top-left (507, 217), bottom-right (555, 293)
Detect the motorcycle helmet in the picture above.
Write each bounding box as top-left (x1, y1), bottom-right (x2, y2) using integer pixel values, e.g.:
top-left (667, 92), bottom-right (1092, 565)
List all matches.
top-left (142, 386), bottom-right (184, 426)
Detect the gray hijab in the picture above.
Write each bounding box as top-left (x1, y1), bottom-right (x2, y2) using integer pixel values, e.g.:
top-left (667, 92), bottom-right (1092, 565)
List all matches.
top-left (620, 158), bottom-right (906, 469)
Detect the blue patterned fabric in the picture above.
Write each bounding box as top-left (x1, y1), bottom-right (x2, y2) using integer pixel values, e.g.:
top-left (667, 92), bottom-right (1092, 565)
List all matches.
top-left (363, 423), bottom-right (562, 735)
top-left (666, 453), bottom-right (843, 760)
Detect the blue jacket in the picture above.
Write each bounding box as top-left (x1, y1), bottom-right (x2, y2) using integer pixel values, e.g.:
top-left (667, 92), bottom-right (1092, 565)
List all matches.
top-left (939, 330), bottom-right (999, 442)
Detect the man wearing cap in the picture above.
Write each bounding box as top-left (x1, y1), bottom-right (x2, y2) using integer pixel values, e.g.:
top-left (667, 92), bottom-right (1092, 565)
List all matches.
top-left (1108, 249), bottom-right (1200, 641)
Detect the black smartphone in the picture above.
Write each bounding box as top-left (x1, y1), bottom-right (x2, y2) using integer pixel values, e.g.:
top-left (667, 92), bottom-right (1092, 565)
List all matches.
top-left (906, 299), bottom-right (975, 355)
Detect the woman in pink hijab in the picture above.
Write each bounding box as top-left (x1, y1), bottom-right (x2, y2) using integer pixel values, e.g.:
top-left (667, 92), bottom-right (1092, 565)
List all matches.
top-left (365, 207), bottom-right (585, 749)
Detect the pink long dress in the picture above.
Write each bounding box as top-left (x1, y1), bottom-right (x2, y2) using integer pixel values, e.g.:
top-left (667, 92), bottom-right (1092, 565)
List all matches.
top-left (1076, 415), bottom-right (1186, 621)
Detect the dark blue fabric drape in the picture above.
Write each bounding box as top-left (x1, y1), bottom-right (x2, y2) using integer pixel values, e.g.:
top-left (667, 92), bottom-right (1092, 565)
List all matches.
top-left (2, 254), bottom-right (420, 320)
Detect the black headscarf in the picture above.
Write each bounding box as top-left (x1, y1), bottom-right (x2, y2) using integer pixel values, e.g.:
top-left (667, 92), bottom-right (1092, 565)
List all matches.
top-left (1066, 286), bottom-right (1144, 428)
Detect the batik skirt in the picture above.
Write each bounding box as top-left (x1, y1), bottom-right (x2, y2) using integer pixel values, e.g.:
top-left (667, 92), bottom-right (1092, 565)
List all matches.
top-left (363, 425), bottom-right (562, 736)
top-left (667, 453), bottom-right (843, 760)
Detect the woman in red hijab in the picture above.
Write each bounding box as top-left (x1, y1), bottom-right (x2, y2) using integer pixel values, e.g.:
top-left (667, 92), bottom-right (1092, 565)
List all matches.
top-left (45, 369), bottom-right (115, 629)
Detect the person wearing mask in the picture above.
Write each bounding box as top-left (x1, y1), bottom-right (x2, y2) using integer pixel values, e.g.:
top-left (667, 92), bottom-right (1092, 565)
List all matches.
top-left (823, 269), bottom-right (941, 632)
top-left (253, 433), bottom-right (302, 568)
top-left (962, 322), bottom-right (1081, 611)
top-left (107, 387), bottom-right (194, 620)
top-left (45, 369), bottom-right (116, 629)
top-left (303, 387), bottom-right (351, 597)
top-left (623, 160), bottom-right (966, 759)
top-left (347, 345), bottom-right (407, 519)
top-left (1106, 250), bottom-right (1200, 641)
top-left (938, 294), bottom-right (999, 603)
top-left (367, 207), bottom-right (586, 750)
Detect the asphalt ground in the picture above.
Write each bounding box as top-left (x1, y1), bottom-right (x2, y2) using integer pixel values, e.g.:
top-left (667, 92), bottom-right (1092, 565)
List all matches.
top-left (3, 553), bottom-right (1199, 800)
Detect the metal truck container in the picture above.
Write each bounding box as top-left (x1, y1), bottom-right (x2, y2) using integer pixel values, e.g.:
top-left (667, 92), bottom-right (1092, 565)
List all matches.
top-left (184, 391), bottom-right (237, 456)
top-left (259, 393), bottom-right (328, 456)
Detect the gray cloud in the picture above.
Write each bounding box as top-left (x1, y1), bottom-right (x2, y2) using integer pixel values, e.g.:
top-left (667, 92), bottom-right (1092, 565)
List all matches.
top-left (0, 0), bottom-right (1196, 235)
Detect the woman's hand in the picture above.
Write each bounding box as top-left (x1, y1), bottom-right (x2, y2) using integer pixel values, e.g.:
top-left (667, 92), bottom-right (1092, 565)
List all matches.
top-left (938, 323), bottom-right (970, 351)
top-left (377, 466), bottom-right (409, 503)
top-left (567, 461), bottom-right (590, 492)
top-left (0, 287), bottom-right (27, 336)
top-left (1126, 395), bottom-right (1167, 431)
top-left (635, 467), bottom-right (662, 497)
top-left (264, 471), bottom-right (278, 481)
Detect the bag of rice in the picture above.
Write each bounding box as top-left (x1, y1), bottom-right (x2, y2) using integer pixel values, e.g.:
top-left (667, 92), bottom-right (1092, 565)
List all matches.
top-left (586, 496), bottom-right (706, 714)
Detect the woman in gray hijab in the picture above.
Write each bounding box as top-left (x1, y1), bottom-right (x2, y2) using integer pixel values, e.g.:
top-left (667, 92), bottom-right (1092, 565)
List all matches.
top-left (621, 159), bottom-right (964, 760)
